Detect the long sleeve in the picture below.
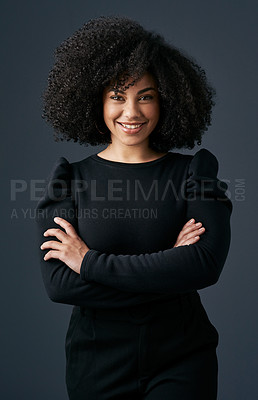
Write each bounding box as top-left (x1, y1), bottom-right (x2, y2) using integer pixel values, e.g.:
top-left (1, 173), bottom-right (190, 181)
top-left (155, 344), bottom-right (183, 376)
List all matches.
top-left (35, 157), bottom-right (166, 308)
top-left (80, 149), bottom-right (233, 294)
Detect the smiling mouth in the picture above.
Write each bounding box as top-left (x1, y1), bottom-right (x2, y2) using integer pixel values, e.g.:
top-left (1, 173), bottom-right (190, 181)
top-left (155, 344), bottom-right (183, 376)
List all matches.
top-left (117, 122), bottom-right (146, 129)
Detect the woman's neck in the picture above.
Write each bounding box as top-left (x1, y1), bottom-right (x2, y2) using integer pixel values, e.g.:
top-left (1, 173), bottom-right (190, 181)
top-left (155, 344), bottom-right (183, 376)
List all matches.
top-left (97, 145), bottom-right (167, 163)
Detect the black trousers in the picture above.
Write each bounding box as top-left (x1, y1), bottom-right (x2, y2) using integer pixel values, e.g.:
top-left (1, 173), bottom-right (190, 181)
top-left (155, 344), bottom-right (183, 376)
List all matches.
top-left (65, 291), bottom-right (219, 400)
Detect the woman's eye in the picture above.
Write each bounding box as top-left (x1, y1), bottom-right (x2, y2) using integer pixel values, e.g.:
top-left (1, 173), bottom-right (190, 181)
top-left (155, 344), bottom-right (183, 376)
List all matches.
top-left (110, 95), bottom-right (124, 101)
top-left (139, 95), bottom-right (153, 101)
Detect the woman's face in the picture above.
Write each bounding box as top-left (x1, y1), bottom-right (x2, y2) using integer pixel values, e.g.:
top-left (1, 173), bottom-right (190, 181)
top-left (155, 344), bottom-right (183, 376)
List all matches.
top-left (102, 72), bottom-right (160, 148)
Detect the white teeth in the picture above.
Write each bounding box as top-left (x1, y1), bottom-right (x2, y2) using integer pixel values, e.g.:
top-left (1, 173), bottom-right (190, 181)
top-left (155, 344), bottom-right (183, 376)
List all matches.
top-left (120, 123), bottom-right (143, 129)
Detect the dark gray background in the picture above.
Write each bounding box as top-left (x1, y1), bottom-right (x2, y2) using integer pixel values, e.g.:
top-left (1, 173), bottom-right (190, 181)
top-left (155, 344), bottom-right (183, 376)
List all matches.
top-left (2, 0), bottom-right (257, 399)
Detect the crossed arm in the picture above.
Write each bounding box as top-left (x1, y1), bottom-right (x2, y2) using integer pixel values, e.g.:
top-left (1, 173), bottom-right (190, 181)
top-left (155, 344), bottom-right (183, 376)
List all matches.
top-left (40, 217), bottom-right (205, 273)
top-left (36, 150), bottom-right (232, 306)
top-left (40, 196), bottom-right (230, 296)
top-left (37, 200), bottom-right (206, 307)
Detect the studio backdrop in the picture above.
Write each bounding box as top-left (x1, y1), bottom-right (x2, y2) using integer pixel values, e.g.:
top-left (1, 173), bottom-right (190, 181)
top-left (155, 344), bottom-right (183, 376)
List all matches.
top-left (1, 1), bottom-right (257, 399)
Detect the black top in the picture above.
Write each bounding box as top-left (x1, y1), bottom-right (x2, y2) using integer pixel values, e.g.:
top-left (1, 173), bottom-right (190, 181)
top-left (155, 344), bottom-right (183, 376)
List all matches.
top-left (35, 148), bottom-right (233, 309)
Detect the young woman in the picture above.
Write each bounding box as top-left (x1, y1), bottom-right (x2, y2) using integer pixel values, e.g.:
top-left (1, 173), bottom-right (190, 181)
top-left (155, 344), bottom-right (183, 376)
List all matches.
top-left (35, 15), bottom-right (233, 400)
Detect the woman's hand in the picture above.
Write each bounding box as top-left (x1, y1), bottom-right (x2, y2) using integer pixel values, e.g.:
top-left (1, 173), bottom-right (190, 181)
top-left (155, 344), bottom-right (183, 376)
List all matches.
top-left (173, 218), bottom-right (205, 247)
top-left (40, 217), bottom-right (90, 274)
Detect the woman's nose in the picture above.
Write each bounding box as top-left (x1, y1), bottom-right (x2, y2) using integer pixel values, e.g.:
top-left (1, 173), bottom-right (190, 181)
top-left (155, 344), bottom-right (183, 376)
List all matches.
top-left (123, 100), bottom-right (142, 119)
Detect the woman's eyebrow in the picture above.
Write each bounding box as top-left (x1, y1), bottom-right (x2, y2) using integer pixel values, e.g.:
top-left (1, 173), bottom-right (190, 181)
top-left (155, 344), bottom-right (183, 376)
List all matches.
top-left (108, 87), bottom-right (156, 94)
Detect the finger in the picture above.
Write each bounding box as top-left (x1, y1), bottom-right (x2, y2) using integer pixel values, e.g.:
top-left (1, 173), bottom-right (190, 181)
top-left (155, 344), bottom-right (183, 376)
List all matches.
top-left (53, 217), bottom-right (77, 238)
top-left (185, 221), bottom-right (202, 231)
top-left (185, 226), bottom-right (205, 240)
top-left (178, 222), bottom-right (203, 239)
top-left (181, 218), bottom-right (196, 230)
top-left (177, 227), bottom-right (205, 246)
top-left (179, 235), bottom-right (200, 246)
top-left (43, 228), bottom-right (67, 241)
top-left (43, 250), bottom-right (61, 261)
top-left (40, 240), bottom-right (63, 251)
top-left (186, 236), bottom-right (200, 246)
top-left (173, 235), bottom-right (200, 248)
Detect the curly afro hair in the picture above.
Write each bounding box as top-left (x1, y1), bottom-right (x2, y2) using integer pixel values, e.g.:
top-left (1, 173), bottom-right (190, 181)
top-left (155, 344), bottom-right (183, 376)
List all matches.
top-left (42, 15), bottom-right (216, 152)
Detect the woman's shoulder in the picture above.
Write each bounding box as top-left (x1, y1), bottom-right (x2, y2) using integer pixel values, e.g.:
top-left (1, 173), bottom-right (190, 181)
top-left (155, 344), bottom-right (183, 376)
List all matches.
top-left (44, 156), bottom-right (72, 182)
top-left (186, 148), bottom-right (219, 177)
top-left (47, 154), bottom-right (95, 175)
top-left (170, 148), bottom-right (219, 170)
